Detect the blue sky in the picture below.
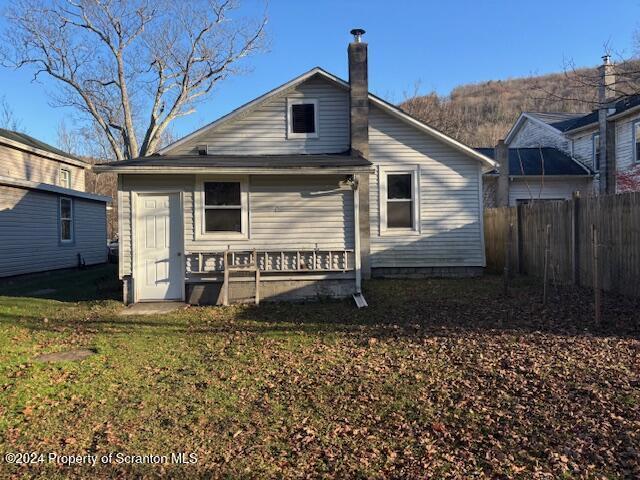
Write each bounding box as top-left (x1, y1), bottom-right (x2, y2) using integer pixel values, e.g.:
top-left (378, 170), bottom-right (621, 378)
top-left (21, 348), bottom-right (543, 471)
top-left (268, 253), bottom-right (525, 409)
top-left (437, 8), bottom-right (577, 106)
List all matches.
top-left (1, 0), bottom-right (639, 147)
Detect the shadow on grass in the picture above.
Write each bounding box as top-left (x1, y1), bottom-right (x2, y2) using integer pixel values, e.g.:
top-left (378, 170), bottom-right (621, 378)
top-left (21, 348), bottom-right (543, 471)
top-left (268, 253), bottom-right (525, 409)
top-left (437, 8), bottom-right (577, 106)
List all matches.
top-left (0, 275), bottom-right (638, 341)
top-left (0, 264), bottom-right (121, 302)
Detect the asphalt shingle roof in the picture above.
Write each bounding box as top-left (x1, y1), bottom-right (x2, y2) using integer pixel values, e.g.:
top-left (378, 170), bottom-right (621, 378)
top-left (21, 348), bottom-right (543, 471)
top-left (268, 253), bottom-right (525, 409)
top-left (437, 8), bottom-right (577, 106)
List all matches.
top-left (0, 128), bottom-right (81, 161)
top-left (97, 152), bottom-right (372, 169)
top-left (476, 147), bottom-right (592, 176)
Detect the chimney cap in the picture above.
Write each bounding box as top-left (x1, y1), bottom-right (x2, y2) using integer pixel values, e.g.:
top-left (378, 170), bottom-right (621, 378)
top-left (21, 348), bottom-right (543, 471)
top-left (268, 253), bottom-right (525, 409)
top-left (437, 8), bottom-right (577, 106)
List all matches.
top-left (602, 54), bottom-right (612, 65)
top-left (350, 28), bottom-right (366, 43)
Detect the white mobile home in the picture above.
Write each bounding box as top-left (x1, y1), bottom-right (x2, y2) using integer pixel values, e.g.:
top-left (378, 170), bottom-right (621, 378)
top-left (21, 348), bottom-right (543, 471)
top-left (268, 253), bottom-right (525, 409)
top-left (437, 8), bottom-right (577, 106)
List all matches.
top-left (96, 30), bottom-right (494, 305)
top-left (0, 129), bottom-right (110, 277)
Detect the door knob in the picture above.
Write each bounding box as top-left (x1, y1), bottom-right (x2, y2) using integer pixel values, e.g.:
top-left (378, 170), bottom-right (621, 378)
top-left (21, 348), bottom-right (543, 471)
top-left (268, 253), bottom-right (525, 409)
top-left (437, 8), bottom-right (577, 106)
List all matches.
top-left (177, 252), bottom-right (182, 257)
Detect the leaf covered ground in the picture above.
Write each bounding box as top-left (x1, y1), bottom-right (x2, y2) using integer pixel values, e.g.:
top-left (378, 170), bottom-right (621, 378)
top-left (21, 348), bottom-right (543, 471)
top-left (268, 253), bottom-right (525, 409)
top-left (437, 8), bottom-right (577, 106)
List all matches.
top-left (0, 266), bottom-right (639, 479)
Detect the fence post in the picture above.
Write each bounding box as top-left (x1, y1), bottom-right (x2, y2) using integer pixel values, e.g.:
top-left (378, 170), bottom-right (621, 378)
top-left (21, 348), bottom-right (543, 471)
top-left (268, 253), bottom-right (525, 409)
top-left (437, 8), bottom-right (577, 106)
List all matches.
top-left (543, 224), bottom-right (551, 306)
top-left (592, 224), bottom-right (602, 325)
top-left (572, 191), bottom-right (581, 286)
top-left (504, 223), bottom-right (513, 295)
top-left (516, 204), bottom-right (524, 274)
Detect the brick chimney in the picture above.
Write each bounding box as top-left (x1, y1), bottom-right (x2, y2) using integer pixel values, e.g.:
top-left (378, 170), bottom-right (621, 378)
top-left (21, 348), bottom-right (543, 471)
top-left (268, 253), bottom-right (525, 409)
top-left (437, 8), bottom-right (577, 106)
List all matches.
top-left (598, 54), bottom-right (616, 106)
top-left (598, 54), bottom-right (616, 194)
top-left (348, 28), bottom-right (369, 158)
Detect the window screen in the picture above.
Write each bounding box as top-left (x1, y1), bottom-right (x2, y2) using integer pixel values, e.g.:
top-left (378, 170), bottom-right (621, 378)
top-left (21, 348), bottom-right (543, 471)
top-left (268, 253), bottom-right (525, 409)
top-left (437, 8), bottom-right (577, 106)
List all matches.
top-left (386, 174), bottom-right (413, 229)
top-left (60, 168), bottom-right (71, 189)
top-left (291, 103), bottom-right (316, 134)
top-left (60, 197), bottom-right (73, 241)
top-left (203, 182), bottom-right (242, 232)
top-left (635, 123), bottom-right (640, 163)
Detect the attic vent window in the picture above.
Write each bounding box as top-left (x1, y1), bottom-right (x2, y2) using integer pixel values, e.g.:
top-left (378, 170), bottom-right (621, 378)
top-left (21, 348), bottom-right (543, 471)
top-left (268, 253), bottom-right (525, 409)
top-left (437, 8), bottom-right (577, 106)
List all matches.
top-left (197, 145), bottom-right (208, 155)
top-left (287, 98), bottom-right (318, 138)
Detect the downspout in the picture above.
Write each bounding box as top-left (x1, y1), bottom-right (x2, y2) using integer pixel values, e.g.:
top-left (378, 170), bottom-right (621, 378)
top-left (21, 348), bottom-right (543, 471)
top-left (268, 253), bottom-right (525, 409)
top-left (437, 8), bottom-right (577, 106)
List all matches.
top-left (353, 175), bottom-right (361, 293)
top-left (351, 174), bottom-right (367, 308)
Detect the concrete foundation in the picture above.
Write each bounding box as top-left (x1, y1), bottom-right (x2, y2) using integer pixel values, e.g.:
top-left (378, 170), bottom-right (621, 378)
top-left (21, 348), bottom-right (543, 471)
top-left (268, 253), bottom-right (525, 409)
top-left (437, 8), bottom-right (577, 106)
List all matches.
top-left (186, 278), bottom-right (356, 305)
top-left (371, 266), bottom-right (483, 279)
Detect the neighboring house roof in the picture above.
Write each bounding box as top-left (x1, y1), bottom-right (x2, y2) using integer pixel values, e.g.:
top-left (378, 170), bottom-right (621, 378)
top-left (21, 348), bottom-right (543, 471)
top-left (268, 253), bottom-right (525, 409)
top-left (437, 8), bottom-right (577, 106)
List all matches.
top-left (0, 175), bottom-right (110, 202)
top-left (560, 94), bottom-right (640, 134)
top-left (94, 153), bottom-right (373, 174)
top-left (476, 147), bottom-right (593, 176)
top-left (526, 112), bottom-right (588, 132)
top-left (0, 128), bottom-right (83, 162)
top-left (155, 67), bottom-right (495, 169)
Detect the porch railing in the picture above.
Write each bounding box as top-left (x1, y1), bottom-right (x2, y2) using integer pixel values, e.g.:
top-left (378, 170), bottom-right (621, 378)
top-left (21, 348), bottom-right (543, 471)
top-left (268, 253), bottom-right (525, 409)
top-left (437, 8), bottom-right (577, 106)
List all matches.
top-left (186, 249), bottom-right (355, 274)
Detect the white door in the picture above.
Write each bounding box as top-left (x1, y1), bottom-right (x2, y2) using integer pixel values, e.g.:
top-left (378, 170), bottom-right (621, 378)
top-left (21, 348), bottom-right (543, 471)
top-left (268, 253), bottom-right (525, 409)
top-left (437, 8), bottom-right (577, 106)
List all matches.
top-left (135, 192), bottom-right (183, 301)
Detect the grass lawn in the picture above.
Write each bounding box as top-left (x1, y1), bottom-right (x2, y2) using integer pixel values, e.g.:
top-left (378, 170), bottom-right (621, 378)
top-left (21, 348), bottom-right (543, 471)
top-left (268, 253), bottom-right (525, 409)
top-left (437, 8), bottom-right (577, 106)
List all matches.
top-left (0, 265), bottom-right (639, 478)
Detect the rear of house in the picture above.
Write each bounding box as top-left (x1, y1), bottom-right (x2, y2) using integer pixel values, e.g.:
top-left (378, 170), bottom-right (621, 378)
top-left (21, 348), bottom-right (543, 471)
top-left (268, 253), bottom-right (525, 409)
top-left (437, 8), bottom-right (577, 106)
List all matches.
top-left (96, 31), bottom-right (494, 305)
top-left (0, 129), bottom-right (110, 277)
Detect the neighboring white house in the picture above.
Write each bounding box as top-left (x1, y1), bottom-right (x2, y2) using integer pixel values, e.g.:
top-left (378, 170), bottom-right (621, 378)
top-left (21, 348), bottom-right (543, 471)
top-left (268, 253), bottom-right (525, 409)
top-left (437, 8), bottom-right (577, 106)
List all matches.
top-left (95, 30), bottom-right (495, 305)
top-left (0, 128), bottom-right (110, 277)
top-left (484, 56), bottom-right (640, 206)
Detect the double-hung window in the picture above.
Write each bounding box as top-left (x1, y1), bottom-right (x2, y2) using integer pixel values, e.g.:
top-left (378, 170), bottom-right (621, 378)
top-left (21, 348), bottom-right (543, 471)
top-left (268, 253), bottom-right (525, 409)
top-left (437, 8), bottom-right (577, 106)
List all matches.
top-left (60, 167), bottom-right (71, 189)
top-left (59, 197), bottom-right (73, 243)
top-left (634, 121), bottom-right (640, 163)
top-left (593, 133), bottom-right (600, 171)
top-left (379, 166), bottom-right (420, 235)
top-left (197, 177), bottom-right (248, 239)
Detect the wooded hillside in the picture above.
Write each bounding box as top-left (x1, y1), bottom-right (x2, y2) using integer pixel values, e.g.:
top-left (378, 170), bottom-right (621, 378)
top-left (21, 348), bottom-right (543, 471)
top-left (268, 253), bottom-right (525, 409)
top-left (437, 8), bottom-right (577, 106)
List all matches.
top-left (400, 66), bottom-right (603, 148)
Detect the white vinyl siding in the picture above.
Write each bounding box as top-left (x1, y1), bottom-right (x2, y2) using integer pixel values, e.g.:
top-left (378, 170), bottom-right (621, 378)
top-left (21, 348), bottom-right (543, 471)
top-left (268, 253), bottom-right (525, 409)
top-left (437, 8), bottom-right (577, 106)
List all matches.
top-left (118, 174), bottom-right (354, 277)
top-left (164, 76), bottom-right (349, 155)
top-left (508, 177), bottom-right (594, 206)
top-left (0, 143), bottom-right (85, 190)
top-left (571, 129), bottom-right (598, 171)
top-left (0, 185), bottom-right (107, 277)
top-left (368, 105), bottom-right (485, 268)
top-left (510, 118), bottom-right (572, 153)
top-left (614, 111), bottom-right (640, 172)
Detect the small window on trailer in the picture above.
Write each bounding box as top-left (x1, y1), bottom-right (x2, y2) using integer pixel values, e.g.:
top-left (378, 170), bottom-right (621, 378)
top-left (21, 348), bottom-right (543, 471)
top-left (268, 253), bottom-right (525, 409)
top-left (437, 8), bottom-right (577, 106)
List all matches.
top-left (59, 197), bottom-right (73, 242)
top-left (60, 167), bottom-right (71, 189)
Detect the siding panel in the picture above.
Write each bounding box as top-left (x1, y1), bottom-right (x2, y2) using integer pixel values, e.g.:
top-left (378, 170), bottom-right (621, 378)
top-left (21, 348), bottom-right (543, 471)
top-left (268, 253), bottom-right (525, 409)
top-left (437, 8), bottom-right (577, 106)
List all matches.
top-left (0, 185), bottom-right (107, 277)
top-left (0, 143), bottom-right (85, 190)
top-left (368, 106), bottom-right (485, 268)
top-left (165, 76), bottom-right (350, 155)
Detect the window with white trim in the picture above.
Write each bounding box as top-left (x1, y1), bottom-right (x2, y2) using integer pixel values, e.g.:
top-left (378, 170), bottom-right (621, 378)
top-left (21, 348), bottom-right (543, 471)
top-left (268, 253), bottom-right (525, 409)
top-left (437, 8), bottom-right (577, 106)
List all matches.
top-left (59, 197), bottom-right (73, 242)
top-left (196, 177), bottom-right (248, 239)
top-left (593, 133), bottom-right (600, 171)
top-left (60, 167), bottom-right (71, 189)
top-left (634, 121), bottom-right (640, 163)
top-left (379, 166), bottom-right (420, 235)
top-left (287, 98), bottom-right (318, 138)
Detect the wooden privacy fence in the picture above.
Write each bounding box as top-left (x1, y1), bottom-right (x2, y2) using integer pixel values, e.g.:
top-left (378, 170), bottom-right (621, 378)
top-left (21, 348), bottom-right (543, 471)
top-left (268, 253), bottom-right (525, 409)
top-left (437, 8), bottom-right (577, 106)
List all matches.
top-left (484, 192), bottom-right (640, 298)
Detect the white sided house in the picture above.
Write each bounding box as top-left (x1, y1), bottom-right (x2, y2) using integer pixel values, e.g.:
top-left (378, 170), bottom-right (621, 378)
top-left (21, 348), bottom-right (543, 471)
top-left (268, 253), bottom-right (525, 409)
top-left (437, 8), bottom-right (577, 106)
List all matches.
top-left (0, 129), bottom-right (110, 277)
top-left (96, 30), bottom-right (494, 305)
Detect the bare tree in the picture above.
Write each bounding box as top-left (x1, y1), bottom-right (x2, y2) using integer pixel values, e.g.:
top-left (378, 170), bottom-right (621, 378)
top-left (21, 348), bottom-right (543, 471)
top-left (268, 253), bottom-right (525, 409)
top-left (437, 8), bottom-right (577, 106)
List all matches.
top-left (2, 0), bottom-right (267, 159)
top-left (0, 95), bottom-right (24, 131)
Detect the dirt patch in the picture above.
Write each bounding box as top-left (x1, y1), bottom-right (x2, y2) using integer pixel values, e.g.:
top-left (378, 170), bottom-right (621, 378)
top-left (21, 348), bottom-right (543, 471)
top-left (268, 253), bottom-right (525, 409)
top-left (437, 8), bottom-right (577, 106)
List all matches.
top-left (33, 348), bottom-right (96, 362)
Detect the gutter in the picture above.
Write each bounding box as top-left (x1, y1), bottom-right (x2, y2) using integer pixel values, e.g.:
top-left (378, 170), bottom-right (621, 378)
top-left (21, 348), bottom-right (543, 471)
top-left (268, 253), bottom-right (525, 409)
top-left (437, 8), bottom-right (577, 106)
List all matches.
top-left (92, 165), bottom-right (376, 175)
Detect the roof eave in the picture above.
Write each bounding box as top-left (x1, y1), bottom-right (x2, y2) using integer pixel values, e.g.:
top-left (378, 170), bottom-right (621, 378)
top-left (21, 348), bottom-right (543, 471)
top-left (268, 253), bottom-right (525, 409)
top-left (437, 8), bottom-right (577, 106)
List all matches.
top-left (92, 165), bottom-right (375, 175)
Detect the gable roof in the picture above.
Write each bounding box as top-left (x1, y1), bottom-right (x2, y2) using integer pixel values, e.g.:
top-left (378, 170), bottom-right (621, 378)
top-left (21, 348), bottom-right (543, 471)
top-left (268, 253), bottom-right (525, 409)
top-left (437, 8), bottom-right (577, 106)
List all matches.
top-left (158, 67), bottom-right (495, 169)
top-left (477, 147), bottom-right (593, 176)
top-left (0, 128), bottom-right (83, 162)
top-left (504, 112), bottom-right (589, 144)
